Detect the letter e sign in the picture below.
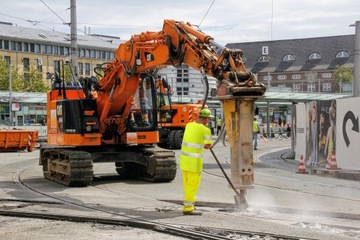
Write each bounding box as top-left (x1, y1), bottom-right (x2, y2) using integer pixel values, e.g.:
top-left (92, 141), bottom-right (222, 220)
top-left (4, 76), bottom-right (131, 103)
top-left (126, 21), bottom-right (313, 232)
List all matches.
top-left (262, 46), bottom-right (269, 55)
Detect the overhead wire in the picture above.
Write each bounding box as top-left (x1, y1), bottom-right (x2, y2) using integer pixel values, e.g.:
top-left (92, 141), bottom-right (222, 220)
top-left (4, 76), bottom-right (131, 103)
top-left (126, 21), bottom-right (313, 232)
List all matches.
top-left (199, 0), bottom-right (215, 27)
top-left (40, 0), bottom-right (69, 26)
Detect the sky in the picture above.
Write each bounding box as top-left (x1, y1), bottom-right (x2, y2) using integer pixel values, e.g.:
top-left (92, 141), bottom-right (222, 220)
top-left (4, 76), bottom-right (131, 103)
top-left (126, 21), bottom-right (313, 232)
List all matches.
top-left (1, 0), bottom-right (360, 46)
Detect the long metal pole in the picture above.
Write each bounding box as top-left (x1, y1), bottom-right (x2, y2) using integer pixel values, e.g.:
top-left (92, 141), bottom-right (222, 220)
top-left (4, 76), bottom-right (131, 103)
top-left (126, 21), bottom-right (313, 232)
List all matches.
top-left (70, 0), bottom-right (78, 80)
top-left (353, 21), bottom-right (360, 97)
top-left (9, 64), bottom-right (12, 128)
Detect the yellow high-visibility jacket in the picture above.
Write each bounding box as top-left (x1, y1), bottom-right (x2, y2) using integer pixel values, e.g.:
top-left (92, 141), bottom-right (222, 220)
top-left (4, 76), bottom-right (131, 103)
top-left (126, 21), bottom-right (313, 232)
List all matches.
top-left (180, 121), bottom-right (212, 172)
top-left (253, 120), bottom-right (259, 133)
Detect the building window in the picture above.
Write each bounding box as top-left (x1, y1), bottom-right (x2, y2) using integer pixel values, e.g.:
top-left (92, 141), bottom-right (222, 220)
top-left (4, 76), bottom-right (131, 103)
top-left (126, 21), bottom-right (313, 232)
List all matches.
top-left (36, 58), bottom-right (43, 72)
top-left (323, 83), bottom-right (331, 92)
top-left (64, 47), bottom-right (69, 56)
top-left (0, 40), bottom-right (2, 49)
top-left (4, 40), bottom-right (9, 50)
top-left (23, 58), bottom-right (30, 71)
top-left (78, 63), bottom-right (83, 75)
top-left (335, 50), bottom-right (349, 58)
top-left (257, 55), bottom-right (270, 62)
top-left (101, 51), bottom-right (106, 59)
top-left (54, 46), bottom-right (59, 55)
top-left (54, 60), bottom-right (60, 73)
top-left (41, 44), bottom-right (46, 54)
top-left (293, 83), bottom-right (302, 92)
top-left (85, 49), bottom-right (90, 58)
top-left (307, 83), bottom-right (316, 92)
top-left (90, 50), bottom-right (96, 58)
top-left (176, 78), bottom-right (182, 82)
top-left (10, 41), bottom-right (16, 50)
top-left (30, 43), bottom-right (35, 53)
top-left (16, 42), bottom-right (22, 51)
top-left (309, 52), bottom-right (321, 60)
top-left (85, 63), bottom-right (90, 75)
top-left (23, 42), bottom-right (29, 52)
top-left (4, 56), bottom-right (10, 65)
top-left (35, 44), bottom-right (40, 53)
top-left (183, 78), bottom-right (189, 83)
top-left (283, 54), bottom-right (295, 61)
top-left (176, 87), bottom-right (182, 95)
top-left (183, 87), bottom-right (189, 95)
top-left (46, 45), bottom-right (53, 54)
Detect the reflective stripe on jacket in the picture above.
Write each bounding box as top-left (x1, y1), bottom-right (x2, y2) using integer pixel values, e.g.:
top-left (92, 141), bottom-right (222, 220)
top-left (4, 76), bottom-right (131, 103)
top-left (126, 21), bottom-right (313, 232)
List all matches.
top-left (180, 121), bottom-right (212, 172)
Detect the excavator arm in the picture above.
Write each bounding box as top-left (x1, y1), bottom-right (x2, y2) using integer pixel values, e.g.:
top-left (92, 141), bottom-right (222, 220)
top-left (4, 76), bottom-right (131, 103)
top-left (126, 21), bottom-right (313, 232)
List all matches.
top-left (94, 19), bottom-right (265, 134)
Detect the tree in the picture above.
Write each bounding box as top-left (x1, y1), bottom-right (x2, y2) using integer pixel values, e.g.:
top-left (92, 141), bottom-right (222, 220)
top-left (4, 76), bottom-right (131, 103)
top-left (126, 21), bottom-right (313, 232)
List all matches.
top-left (0, 56), bottom-right (49, 92)
top-left (333, 65), bottom-right (353, 93)
top-left (0, 56), bottom-right (23, 91)
top-left (20, 67), bottom-right (50, 92)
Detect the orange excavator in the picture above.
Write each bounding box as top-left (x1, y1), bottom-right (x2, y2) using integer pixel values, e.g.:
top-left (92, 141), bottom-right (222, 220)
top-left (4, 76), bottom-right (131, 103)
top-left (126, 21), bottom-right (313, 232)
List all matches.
top-left (39, 19), bottom-right (265, 186)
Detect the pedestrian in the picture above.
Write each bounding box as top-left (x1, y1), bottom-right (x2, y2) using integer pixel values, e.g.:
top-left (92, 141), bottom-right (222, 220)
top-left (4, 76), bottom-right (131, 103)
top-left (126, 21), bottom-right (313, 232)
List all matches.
top-left (180, 108), bottom-right (214, 216)
top-left (253, 117), bottom-right (260, 150)
top-left (216, 117), bottom-right (222, 136)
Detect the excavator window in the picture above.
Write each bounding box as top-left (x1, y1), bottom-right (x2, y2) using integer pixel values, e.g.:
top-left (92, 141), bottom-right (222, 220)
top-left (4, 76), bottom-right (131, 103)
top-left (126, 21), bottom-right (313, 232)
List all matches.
top-left (128, 77), bottom-right (157, 130)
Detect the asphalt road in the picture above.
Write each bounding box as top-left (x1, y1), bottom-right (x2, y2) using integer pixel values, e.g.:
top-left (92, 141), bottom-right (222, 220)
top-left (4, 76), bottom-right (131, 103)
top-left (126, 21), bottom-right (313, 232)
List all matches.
top-left (1, 137), bottom-right (360, 239)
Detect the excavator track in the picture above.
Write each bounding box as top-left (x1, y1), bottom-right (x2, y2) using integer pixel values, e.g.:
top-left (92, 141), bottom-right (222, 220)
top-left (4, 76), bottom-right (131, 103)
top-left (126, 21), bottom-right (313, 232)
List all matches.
top-left (140, 148), bottom-right (177, 182)
top-left (42, 149), bottom-right (94, 187)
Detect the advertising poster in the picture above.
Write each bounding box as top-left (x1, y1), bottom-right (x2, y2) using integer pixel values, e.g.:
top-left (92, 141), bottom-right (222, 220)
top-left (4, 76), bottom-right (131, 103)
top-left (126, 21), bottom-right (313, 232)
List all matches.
top-left (305, 101), bottom-right (318, 166)
top-left (336, 97), bottom-right (360, 170)
top-left (317, 100), bottom-right (335, 168)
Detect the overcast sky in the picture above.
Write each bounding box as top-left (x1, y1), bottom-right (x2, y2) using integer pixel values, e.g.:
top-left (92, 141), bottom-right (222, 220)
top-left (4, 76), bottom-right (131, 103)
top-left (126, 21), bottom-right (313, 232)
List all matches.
top-left (1, 0), bottom-right (360, 46)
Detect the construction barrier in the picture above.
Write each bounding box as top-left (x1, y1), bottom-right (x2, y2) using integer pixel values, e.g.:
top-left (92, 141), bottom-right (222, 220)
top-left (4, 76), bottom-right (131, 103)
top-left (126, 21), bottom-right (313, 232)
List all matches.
top-left (296, 155), bottom-right (308, 174)
top-left (0, 129), bottom-right (38, 152)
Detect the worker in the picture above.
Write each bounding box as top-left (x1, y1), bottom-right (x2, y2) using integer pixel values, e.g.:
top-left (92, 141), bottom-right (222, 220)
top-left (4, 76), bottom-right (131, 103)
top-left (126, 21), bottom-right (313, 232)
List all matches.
top-left (216, 117), bottom-right (222, 136)
top-left (180, 108), bottom-right (213, 216)
top-left (253, 117), bottom-right (260, 150)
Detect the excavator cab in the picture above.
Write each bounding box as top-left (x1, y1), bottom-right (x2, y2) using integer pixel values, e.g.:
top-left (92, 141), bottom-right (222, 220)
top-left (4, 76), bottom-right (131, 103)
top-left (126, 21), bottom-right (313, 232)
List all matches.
top-left (128, 76), bottom-right (157, 131)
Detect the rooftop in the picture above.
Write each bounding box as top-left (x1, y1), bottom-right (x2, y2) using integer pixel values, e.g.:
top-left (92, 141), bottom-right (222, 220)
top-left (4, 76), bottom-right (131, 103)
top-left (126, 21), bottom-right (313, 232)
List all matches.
top-left (226, 35), bottom-right (355, 73)
top-left (0, 22), bottom-right (124, 49)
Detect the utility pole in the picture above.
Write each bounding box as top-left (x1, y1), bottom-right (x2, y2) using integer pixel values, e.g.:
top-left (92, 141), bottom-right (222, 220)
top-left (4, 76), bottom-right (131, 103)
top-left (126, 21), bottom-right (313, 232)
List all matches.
top-left (8, 64), bottom-right (12, 128)
top-left (353, 21), bottom-right (360, 97)
top-left (70, 0), bottom-right (78, 80)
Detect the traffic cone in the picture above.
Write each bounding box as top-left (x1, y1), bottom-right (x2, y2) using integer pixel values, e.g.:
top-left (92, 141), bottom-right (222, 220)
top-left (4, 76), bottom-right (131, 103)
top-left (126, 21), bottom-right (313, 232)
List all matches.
top-left (297, 155), bottom-right (308, 174)
top-left (326, 151), bottom-right (340, 170)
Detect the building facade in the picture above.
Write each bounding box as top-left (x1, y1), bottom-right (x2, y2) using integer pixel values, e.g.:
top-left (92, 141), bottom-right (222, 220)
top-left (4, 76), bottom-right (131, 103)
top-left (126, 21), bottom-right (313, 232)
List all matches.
top-left (0, 21), bottom-right (122, 85)
top-left (226, 35), bottom-right (354, 94)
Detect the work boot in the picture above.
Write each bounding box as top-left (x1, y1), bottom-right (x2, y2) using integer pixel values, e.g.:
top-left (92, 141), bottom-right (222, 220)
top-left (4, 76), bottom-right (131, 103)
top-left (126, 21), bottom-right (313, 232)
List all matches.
top-left (183, 210), bottom-right (202, 216)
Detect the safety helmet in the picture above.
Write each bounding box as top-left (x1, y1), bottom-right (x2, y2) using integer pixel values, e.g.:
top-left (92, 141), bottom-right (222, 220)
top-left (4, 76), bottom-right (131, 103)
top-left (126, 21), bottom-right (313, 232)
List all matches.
top-left (199, 109), bottom-right (214, 118)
